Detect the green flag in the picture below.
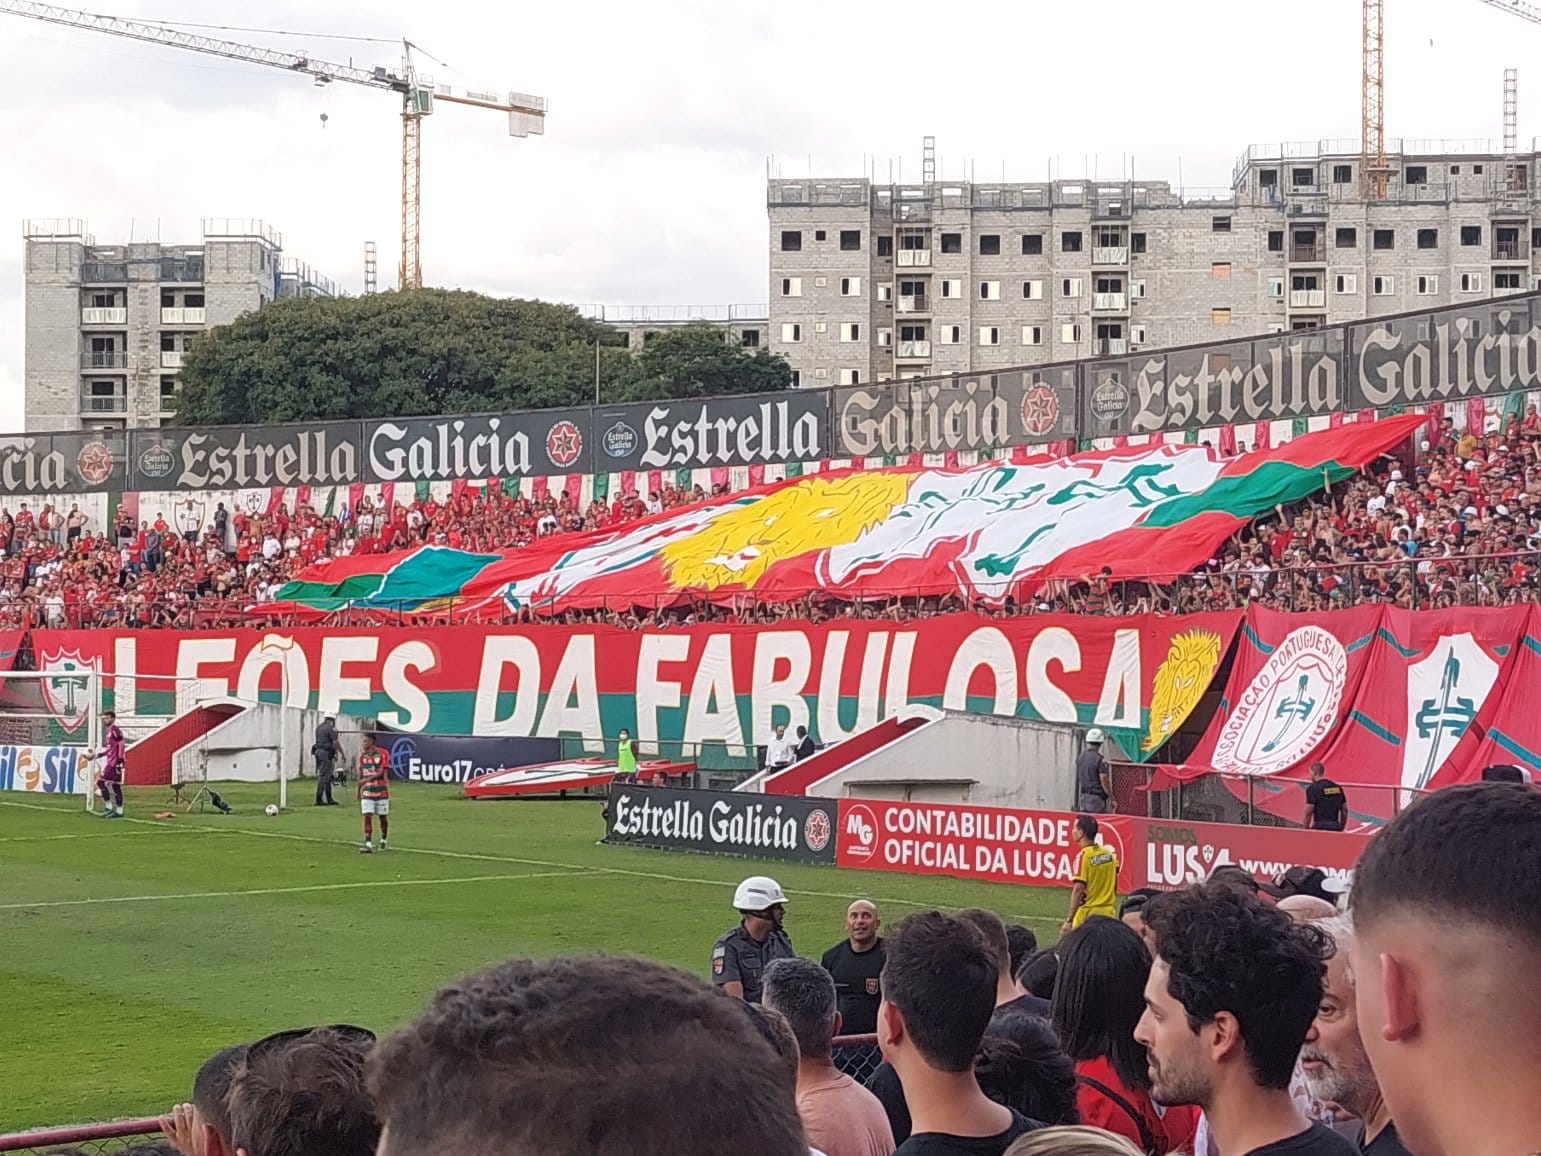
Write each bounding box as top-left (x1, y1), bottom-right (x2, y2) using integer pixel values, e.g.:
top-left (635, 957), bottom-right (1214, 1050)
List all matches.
top-left (593, 473), bottom-right (610, 500)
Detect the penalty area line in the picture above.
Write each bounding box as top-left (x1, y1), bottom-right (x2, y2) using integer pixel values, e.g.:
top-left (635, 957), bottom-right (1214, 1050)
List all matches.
top-left (0, 869), bottom-right (597, 912)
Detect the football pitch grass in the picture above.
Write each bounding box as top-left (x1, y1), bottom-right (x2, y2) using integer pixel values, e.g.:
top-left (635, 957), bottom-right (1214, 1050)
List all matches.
top-left (0, 783), bottom-right (1066, 1132)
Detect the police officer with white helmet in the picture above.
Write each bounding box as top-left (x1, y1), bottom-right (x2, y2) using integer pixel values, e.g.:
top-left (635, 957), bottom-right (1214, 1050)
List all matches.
top-left (1076, 727), bottom-right (1114, 813)
top-left (711, 875), bottom-right (796, 1002)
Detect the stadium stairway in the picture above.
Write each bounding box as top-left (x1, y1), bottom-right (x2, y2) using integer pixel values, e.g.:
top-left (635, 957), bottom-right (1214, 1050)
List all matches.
top-left (753, 707), bottom-right (942, 796)
top-left (125, 701), bottom-right (245, 786)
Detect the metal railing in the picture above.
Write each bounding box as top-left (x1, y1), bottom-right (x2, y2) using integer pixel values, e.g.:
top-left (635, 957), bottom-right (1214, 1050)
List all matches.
top-left (1111, 764), bottom-right (1421, 829)
top-left (0, 1117), bottom-right (161, 1155)
top-left (81, 351), bottom-right (127, 369)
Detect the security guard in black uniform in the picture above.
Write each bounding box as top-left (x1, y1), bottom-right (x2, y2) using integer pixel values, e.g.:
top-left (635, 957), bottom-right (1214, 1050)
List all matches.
top-left (711, 875), bottom-right (796, 1003)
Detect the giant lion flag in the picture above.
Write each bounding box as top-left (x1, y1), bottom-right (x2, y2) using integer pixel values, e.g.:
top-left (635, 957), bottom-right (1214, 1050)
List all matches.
top-left (266, 414), bottom-right (1424, 619)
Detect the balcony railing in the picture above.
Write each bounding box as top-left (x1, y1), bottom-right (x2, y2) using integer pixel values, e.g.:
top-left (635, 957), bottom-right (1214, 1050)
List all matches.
top-left (80, 307), bottom-right (126, 325)
top-left (895, 340), bottom-right (932, 359)
top-left (160, 351), bottom-right (185, 369)
top-left (1288, 289), bottom-right (1326, 308)
top-left (895, 250), bottom-right (931, 267)
top-left (1289, 243), bottom-right (1325, 263)
top-left (79, 392), bottom-right (126, 413)
top-left (81, 351), bottom-right (127, 370)
top-left (81, 262), bottom-right (128, 282)
top-left (896, 295), bottom-right (929, 314)
top-left (1092, 246), bottom-right (1129, 265)
top-left (1092, 292), bottom-right (1129, 311)
top-left (1494, 240), bottom-right (1526, 260)
top-left (1093, 338), bottom-right (1128, 356)
top-left (161, 307), bottom-right (206, 324)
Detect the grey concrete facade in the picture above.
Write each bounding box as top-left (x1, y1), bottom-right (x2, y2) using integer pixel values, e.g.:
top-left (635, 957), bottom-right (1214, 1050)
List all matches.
top-left (23, 218), bottom-right (336, 432)
top-left (768, 139), bottom-right (1541, 387)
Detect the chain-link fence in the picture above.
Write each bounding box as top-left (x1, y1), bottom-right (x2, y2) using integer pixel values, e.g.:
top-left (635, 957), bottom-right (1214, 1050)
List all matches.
top-left (0, 1118), bottom-right (164, 1156)
top-left (831, 1033), bottom-right (883, 1085)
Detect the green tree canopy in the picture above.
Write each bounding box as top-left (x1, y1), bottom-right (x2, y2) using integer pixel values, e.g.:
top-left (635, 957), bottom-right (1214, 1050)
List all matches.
top-left (173, 291), bottom-right (790, 424)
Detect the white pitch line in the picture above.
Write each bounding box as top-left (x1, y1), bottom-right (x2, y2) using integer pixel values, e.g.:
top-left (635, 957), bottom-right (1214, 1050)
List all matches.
top-left (0, 828), bottom-right (171, 844)
top-left (0, 798), bottom-right (1060, 925)
top-left (0, 869), bottom-right (596, 911)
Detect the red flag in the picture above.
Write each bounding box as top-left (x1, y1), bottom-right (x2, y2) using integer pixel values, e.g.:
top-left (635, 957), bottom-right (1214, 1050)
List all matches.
top-left (532, 475), bottom-right (550, 498)
top-left (943, 450), bottom-right (959, 468)
top-left (710, 466), bottom-right (729, 490)
top-left (380, 482), bottom-right (395, 512)
top-left (1329, 412), bottom-right (1345, 429)
top-left (292, 484), bottom-right (312, 512)
top-left (451, 478), bottom-right (468, 503)
top-left (1010, 444), bottom-right (1031, 464)
top-left (647, 470), bottom-right (662, 498)
top-left (1218, 425), bottom-right (1237, 456)
top-left (1253, 420), bottom-right (1272, 451)
top-left (748, 464), bottom-right (765, 487)
top-left (620, 470), bottom-right (636, 496)
top-left (1467, 397), bottom-right (1487, 434)
top-left (1114, 434), bottom-right (1129, 449)
top-left (266, 488), bottom-right (284, 515)
top-left (908, 454), bottom-right (924, 468)
top-left (348, 483), bottom-right (364, 517)
top-left (1358, 408), bottom-right (1373, 424)
top-left (1425, 402), bottom-right (1445, 449)
top-left (565, 473), bottom-right (582, 504)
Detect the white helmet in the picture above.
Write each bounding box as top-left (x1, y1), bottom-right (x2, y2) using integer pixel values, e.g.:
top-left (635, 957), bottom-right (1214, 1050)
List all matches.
top-left (1086, 728), bottom-right (1105, 744)
top-left (733, 875), bottom-right (789, 912)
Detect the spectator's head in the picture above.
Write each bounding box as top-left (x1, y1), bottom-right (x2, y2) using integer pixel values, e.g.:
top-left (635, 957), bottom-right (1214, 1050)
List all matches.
top-left (184, 1043), bottom-right (247, 1156)
top-left (368, 955), bottom-right (806, 1156)
top-left (1053, 916), bottom-right (1156, 1096)
top-left (226, 1026), bottom-right (379, 1156)
top-left (1135, 882), bottom-right (1331, 1111)
top-left (1072, 815), bottom-right (1098, 848)
top-left (1348, 782), bottom-right (1541, 1156)
top-left (844, 898), bottom-right (880, 949)
top-left (976, 1007), bottom-right (1080, 1125)
top-left (741, 1002), bottom-right (802, 1091)
top-left (1299, 914), bottom-right (1382, 1123)
top-left (1004, 1125), bottom-right (1144, 1156)
top-left (1308, 761), bottom-right (1326, 780)
top-left (102, 710), bottom-right (115, 725)
top-left (955, 907), bottom-right (1013, 992)
top-left (1017, 949), bottom-right (1060, 1001)
top-left (1117, 889), bottom-right (1160, 948)
top-left (879, 911), bottom-right (997, 1076)
top-left (1005, 924), bottom-right (1038, 979)
top-left (761, 957), bottom-right (839, 1061)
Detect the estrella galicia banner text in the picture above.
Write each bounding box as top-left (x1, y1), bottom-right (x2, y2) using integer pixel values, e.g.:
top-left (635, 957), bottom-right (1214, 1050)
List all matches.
top-left (604, 784), bottom-right (837, 863)
top-left (593, 392), bottom-right (829, 472)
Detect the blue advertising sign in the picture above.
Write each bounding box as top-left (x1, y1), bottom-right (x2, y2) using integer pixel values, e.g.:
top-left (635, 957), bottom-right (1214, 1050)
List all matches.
top-left (375, 732), bottom-right (561, 785)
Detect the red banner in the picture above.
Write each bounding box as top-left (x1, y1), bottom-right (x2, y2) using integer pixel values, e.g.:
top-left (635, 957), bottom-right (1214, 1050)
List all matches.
top-left (835, 798), bottom-right (1368, 893)
top-left (30, 611), bottom-right (1240, 756)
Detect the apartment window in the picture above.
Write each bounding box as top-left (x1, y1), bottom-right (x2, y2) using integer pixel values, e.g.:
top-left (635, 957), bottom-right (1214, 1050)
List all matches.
top-left (780, 277), bottom-right (802, 297)
top-left (1496, 269), bottom-right (1525, 290)
top-left (160, 290), bottom-right (176, 307)
top-left (1461, 225), bottom-right (1483, 246)
top-left (1452, 165), bottom-right (1461, 174)
top-left (1332, 163), bottom-right (1353, 184)
top-left (978, 280), bottom-right (1000, 300)
top-left (1532, 227), bottom-right (1541, 248)
top-left (1373, 229), bottom-right (1395, 250)
top-left (1022, 325), bottom-right (1043, 346)
top-left (1022, 279), bottom-right (1044, 300)
top-left (877, 283), bottom-right (892, 302)
top-left (840, 322), bottom-right (862, 342)
top-left (1372, 275), bottom-right (1395, 295)
top-left (1130, 324), bottom-right (1147, 345)
top-left (814, 322), bottom-right (827, 333)
top-left (1267, 230), bottom-right (1284, 253)
top-left (979, 326), bottom-right (1001, 346)
top-left (979, 234), bottom-right (1001, 255)
top-left (790, 370), bottom-right (801, 387)
top-left (1094, 275), bottom-right (1123, 293)
top-left (780, 230), bottom-right (802, 252)
top-left (1212, 308), bottom-right (1232, 324)
top-left (1291, 273), bottom-right (1319, 291)
top-left (1062, 230), bottom-right (1083, 252)
top-left (1461, 271), bottom-right (1485, 292)
top-left (899, 324), bottom-right (927, 343)
top-left (739, 328), bottom-right (761, 348)
top-left (840, 276), bottom-right (861, 296)
top-left (877, 328), bottom-right (892, 347)
top-left (1061, 277), bottom-right (1082, 298)
top-left (780, 323), bottom-right (802, 342)
top-left (1260, 169), bottom-right (1278, 188)
top-left (814, 276), bottom-right (827, 288)
top-left (1130, 232), bottom-right (1146, 254)
top-left (1416, 275), bottom-right (1439, 295)
top-left (160, 375), bottom-right (177, 399)
top-left (1212, 215), bottom-right (1232, 233)
top-left (1060, 322), bottom-right (1082, 343)
top-left (1417, 228), bottom-right (1438, 249)
top-left (940, 232), bottom-right (962, 253)
top-left (839, 369), bottom-right (860, 385)
top-left (1405, 165), bottom-right (1428, 185)
top-left (185, 292), bottom-right (204, 308)
top-left (1129, 279), bottom-right (1145, 298)
top-left (877, 236), bottom-right (893, 257)
top-left (939, 324), bottom-right (962, 344)
top-left (940, 278), bottom-right (963, 298)
top-left (1267, 277), bottom-right (1285, 299)
top-left (1335, 227), bottom-right (1357, 248)
top-left (839, 229), bottom-right (861, 251)
top-left (1475, 164), bottom-right (1485, 174)
top-left (1335, 273), bottom-right (1358, 293)
top-left (1292, 167), bottom-right (1314, 186)
top-left (160, 331), bottom-right (177, 352)
top-left (1021, 233), bottom-right (1044, 255)
top-left (814, 230), bottom-right (826, 241)
top-left (1212, 262), bottom-right (1232, 279)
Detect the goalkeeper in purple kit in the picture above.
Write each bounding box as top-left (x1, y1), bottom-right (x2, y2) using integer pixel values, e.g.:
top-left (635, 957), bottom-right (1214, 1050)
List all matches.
top-left (95, 709), bottom-right (126, 818)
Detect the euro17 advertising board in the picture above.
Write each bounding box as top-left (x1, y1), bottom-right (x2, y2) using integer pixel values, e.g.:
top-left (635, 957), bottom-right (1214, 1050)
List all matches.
top-left (30, 611), bottom-right (1239, 757)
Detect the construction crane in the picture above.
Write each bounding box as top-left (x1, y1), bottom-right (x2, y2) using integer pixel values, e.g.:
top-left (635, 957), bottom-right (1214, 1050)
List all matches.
top-left (0, 2), bottom-right (546, 289)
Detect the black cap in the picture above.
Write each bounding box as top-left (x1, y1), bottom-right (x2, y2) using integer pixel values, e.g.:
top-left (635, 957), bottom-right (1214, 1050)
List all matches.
top-left (1259, 865), bottom-right (1334, 902)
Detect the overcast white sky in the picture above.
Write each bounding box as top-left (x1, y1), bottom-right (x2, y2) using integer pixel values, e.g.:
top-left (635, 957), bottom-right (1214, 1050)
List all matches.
top-left (0, 0), bottom-right (1535, 431)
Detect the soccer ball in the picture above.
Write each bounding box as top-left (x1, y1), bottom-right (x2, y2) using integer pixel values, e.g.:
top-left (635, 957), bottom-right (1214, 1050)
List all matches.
top-left (264, 804), bottom-right (280, 817)
top-left (80, 748), bottom-right (96, 761)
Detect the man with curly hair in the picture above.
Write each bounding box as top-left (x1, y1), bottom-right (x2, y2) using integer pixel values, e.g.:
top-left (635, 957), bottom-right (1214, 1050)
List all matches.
top-left (1134, 882), bottom-right (1354, 1156)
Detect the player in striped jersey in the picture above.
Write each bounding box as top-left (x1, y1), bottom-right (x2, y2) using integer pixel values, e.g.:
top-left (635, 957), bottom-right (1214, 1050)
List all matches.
top-left (357, 733), bottom-right (389, 854)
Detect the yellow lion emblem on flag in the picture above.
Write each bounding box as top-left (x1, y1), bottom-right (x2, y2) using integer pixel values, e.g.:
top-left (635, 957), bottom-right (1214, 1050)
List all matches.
top-left (1143, 629), bottom-right (1224, 752)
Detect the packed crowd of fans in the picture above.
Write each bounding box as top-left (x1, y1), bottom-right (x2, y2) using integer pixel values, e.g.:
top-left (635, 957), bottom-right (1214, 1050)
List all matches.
top-left (3, 412), bottom-right (1541, 629)
top-left (43, 781), bottom-right (1529, 1156)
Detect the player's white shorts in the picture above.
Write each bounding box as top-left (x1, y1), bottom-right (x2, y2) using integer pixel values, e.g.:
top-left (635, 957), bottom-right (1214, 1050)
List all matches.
top-left (360, 797), bottom-right (390, 815)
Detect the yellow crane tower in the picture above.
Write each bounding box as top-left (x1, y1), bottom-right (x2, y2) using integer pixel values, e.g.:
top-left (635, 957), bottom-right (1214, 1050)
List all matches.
top-left (0, 2), bottom-right (546, 289)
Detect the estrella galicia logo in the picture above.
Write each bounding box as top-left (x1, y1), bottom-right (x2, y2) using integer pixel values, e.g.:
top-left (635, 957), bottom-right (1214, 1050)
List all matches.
top-left (603, 420), bottom-right (639, 459)
top-left (1090, 376), bottom-right (1132, 422)
top-left (137, 442), bottom-right (176, 480)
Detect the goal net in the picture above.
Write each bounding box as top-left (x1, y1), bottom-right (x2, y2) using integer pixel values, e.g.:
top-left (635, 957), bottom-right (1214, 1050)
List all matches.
top-left (0, 667), bottom-right (102, 803)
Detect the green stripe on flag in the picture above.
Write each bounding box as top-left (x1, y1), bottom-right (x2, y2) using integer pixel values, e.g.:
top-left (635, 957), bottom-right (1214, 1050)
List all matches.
top-left (593, 473), bottom-right (610, 500)
top-left (883, 454), bottom-right (898, 468)
top-left (1142, 459), bottom-right (1359, 528)
top-left (274, 574), bottom-right (386, 609)
top-left (501, 477), bottom-right (520, 498)
top-left (675, 468), bottom-right (691, 488)
top-left (1291, 417), bottom-right (1308, 438)
top-left (785, 461), bottom-right (804, 477)
top-left (1183, 429), bottom-right (1199, 445)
